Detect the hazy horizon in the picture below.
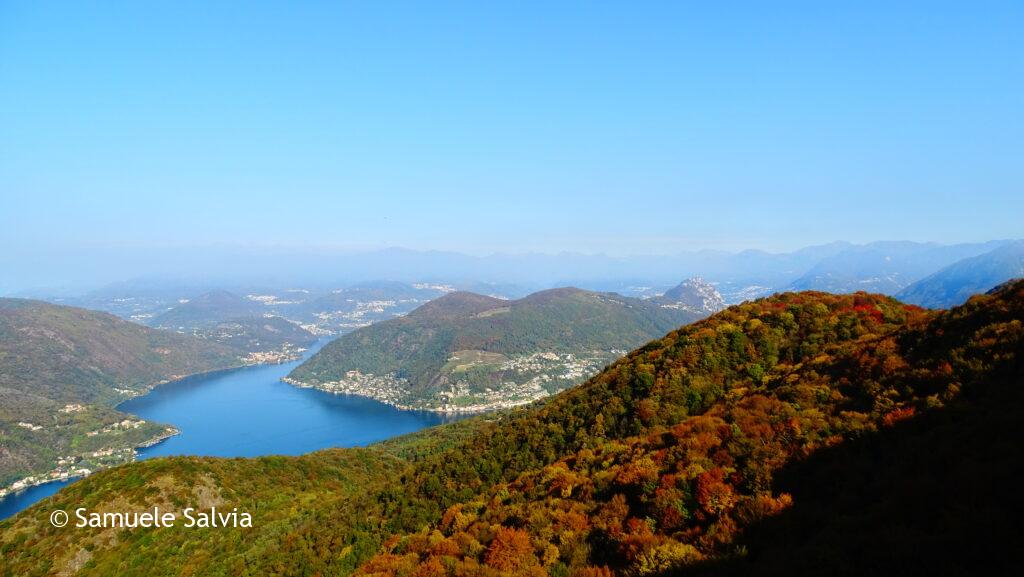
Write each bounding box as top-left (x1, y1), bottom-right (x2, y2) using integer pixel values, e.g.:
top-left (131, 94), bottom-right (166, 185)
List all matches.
top-left (4, 238), bottom-right (1019, 296)
top-left (3, 2), bottom-right (1022, 282)
top-left (3, 2), bottom-right (1022, 293)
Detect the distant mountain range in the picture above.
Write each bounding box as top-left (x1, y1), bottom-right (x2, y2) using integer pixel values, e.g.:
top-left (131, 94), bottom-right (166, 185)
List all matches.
top-left (287, 283), bottom-right (721, 410)
top-left (18, 240), bottom-right (1024, 346)
top-left (59, 282), bottom-right (463, 340)
top-left (10, 240), bottom-right (1021, 305)
top-left (896, 240), bottom-right (1024, 308)
top-left (0, 298), bottom-right (242, 487)
top-left (18, 240), bottom-right (1023, 329)
top-left (784, 240), bottom-right (1011, 295)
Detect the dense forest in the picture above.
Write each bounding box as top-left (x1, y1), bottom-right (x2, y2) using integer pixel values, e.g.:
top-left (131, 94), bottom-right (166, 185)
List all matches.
top-left (288, 288), bottom-right (705, 408)
top-left (2, 281), bottom-right (1021, 576)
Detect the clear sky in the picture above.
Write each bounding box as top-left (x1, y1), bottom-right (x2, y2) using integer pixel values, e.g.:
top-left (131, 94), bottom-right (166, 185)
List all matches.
top-left (1, 1), bottom-right (1021, 263)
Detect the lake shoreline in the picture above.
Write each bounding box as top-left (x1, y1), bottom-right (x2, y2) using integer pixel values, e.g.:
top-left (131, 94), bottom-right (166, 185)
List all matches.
top-left (1, 336), bottom-right (457, 521)
top-left (1, 347), bottom-right (313, 516)
top-left (281, 377), bottom-right (537, 414)
top-left (0, 425), bottom-right (180, 502)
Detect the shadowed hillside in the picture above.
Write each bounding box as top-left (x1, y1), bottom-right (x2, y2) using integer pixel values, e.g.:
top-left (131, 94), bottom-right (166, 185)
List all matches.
top-left (682, 359), bottom-right (1023, 577)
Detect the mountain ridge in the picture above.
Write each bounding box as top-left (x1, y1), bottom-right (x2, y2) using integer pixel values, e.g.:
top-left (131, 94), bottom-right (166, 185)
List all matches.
top-left (287, 286), bottom-right (707, 411)
top-left (896, 241), bottom-right (1024, 308)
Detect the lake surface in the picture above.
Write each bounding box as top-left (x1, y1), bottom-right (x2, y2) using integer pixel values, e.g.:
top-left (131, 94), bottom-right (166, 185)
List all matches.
top-left (0, 338), bottom-right (460, 520)
top-left (0, 478), bottom-right (75, 520)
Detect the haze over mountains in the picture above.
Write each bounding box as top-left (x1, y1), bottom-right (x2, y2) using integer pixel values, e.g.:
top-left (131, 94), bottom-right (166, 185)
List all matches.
top-left (896, 240), bottom-right (1024, 309)
top-left (12, 240), bottom-right (1020, 313)
top-left (8, 240), bottom-right (1015, 303)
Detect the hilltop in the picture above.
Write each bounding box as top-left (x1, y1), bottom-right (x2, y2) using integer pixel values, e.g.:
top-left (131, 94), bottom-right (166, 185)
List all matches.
top-left (0, 298), bottom-right (243, 488)
top-left (286, 287), bottom-right (707, 411)
top-left (2, 283), bottom-right (1022, 576)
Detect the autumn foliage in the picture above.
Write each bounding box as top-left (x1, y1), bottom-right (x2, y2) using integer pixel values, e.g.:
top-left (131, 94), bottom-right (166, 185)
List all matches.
top-left (351, 282), bottom-right (1024, 577)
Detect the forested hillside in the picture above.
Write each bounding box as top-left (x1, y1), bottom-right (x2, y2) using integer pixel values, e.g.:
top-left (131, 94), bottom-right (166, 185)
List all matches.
top-left (0, 298), bottom-right (243, 487)
top-left (288, 288), bottom-right (705, 410)
top-left (2, 282), bottom-right (1021, 576)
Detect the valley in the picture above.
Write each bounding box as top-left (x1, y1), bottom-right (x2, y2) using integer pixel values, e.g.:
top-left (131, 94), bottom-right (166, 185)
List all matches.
top-left (2, 281), bottom-right (1020, 576)
top-left (4, 6), bottom-right (1017, 574)
top-left (0, 338), bottom-right (459, 520)
top-left (0, 298), bottom-right (248, 492)
top-left (6, 249), bottom-right (1021, 498)
top-left (3, 249), bottom-right (1022, 569)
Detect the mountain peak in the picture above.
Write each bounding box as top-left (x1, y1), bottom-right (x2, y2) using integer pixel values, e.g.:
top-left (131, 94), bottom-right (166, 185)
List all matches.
top-left (657, 277), bottom-right (727, 315)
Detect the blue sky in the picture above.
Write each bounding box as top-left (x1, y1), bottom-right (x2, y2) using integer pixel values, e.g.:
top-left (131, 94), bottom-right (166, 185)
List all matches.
top-left (1, 0), bottom-right (1021, 262)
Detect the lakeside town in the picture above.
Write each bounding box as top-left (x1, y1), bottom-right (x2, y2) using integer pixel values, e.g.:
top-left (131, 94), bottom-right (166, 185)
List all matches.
top-left (243, 344), bottom-right (308, 365)
top-left (0, 339), bottom-right (309, 503)
top-left (284, 349), bottom-right (623, 413)
top-left (0, 411), bottom-right (179, 500)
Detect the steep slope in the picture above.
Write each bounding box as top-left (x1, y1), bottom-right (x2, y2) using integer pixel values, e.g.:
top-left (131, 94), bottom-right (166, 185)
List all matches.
top-left (0, 298), bottom-right (243, 487)
top-left (896, 240), bottom-right (1024, 308)
top-left (286, 288), bottom-right (705, 410)
top-left (2, 283), bottom-right (1021, 577)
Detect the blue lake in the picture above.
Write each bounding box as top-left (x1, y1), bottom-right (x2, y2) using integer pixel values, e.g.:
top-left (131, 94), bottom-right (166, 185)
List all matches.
top-left (0, 478), bottom-right (75, 520)
top-left (0, 338), bottom-right (459, 520)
